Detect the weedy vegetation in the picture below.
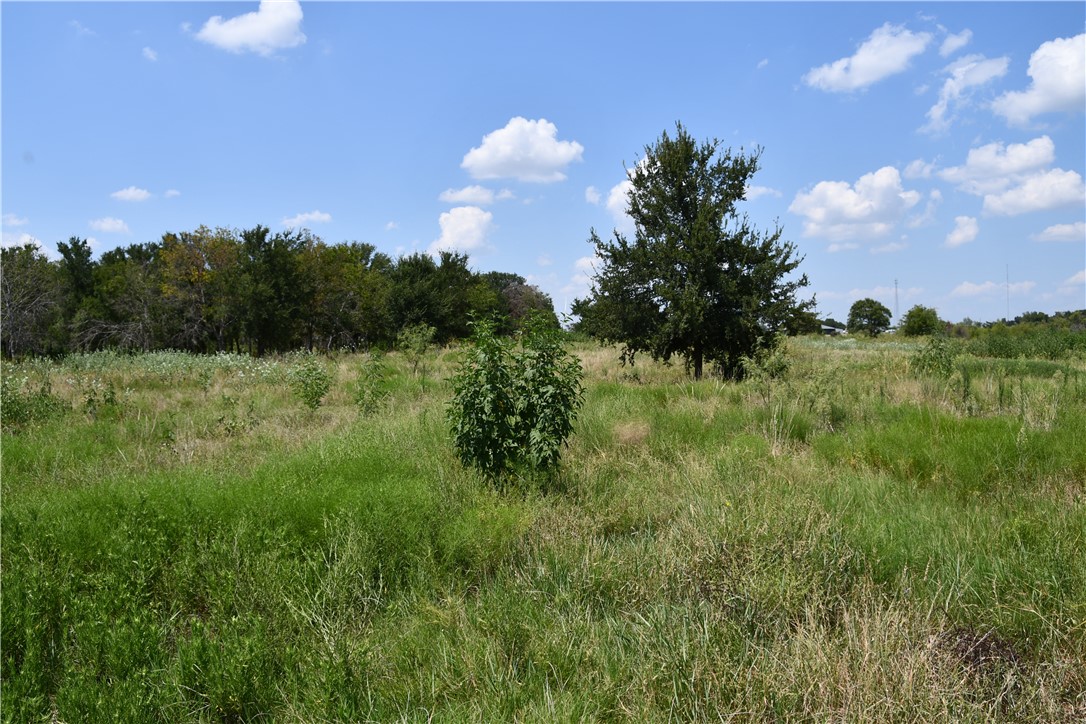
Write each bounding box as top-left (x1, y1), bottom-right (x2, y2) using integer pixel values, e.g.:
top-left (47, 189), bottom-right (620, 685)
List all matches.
top-left (2, 334), bottom-right (1084, 721)
top-left (448, 315), bottom-right (584, 486)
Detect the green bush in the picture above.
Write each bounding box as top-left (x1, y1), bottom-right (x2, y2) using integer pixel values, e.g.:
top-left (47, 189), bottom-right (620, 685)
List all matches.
top-left (288, 357), bottom-right (332, 410)
top-left (911, 336), bottom-right (958, 378)
top-left (510, 316), bottom-right (586, 472)
top-left (447, 316), bottom-right (584, 483)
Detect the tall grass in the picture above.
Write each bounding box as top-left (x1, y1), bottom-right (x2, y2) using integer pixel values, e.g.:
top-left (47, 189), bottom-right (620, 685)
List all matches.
top-left (2, 338), bottom-right (1084, 720)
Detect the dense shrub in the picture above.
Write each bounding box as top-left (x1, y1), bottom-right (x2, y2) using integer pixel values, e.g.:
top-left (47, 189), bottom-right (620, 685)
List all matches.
top-left (911, 336), bottom-right (958, 378)
top-left (965, 325), bottom-right (1086, 360)
top-left (288, 357), bottom-right (332, 410)
top-left (448, 316), bottom-right (584, 482)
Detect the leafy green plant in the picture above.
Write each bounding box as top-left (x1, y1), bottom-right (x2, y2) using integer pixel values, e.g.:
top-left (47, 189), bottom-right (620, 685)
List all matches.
top-left (510, 315), bottom-right (586, 473)
top-left (288, 357), bottom-right (332, 410)
top-left (217, 394), bottom-right (258, 436)
top-left (398, 323), bottom-right (436, 377)
top-left (911, 336), bottom-right (957, 378)
top-left (740, 336), bottom-right (790, 404)
top-left (354, 352), bottom-right (389, 416)
top-left (447, 316), bottom-right (584, 482)
top-left (80, 377), bottom-right (125, 421)
top-left (447, 319), bottom-right (517, 479)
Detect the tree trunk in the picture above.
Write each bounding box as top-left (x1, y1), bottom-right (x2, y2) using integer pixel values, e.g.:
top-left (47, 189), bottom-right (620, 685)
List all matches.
top-left (693, 348), bottom-right (703, 380)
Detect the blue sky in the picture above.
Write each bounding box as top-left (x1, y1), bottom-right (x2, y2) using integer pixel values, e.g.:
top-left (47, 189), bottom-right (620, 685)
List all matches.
top-left (3, 1), bottom-right (1084, 324)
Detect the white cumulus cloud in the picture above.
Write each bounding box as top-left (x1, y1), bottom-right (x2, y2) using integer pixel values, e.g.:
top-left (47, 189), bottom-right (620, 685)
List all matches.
top-left (196, 0), bottom-right (306, 57)
top-left (142, 47), bottom-right (158, 62)
top-left (585, 186), bottom-right (601, 205)
top-left (69, 20), bottom-right (95, 37)
top-left (907, 189), bottom-right (942, 228)
top-left (2, 213), bottom-right (28, 227)
top-left (921, 54), bottom-right (1009, 134)
top-left (439, 185), bottom-right (499, 205)
top-left (826, 242), bottom-right (860, 253)
top-left (461, 117), bottom-right (584, 183)
top-left (982, 169), bottom-right (1085, 216)
top-left (939, 29), bottom-right (972, 57)
top-left (111, 186), bottom-right (152, 202)
top-left (1, 231), bottom-right (38, 249)
top-left (1, 232), bottom-right (60, 260)
top-left (164, 189), bottom-right (181, 198)
top-left (606, 178), bottom-right (635, 234)
top-left (803, 22), bottom-right (932, 92)
top-left (1032, 221), bottom-right (1086, 242)
top-left (281, 210), bottom-right (331, 227)
top-left (89, 217), bottom-right (129, 233)
top-left (788, 166), bottom-right (921, 240)
top-left (429, 206), bottom-right (493, 255)
top-left (1063, 269), bottom-right (1086, 286)
top-left (563, 254), bottom-right (603, 298)
top-left (573, 255), bottom-right (600, 274)
top-left (992, 33), bottom-right (1086, 126)
top-left (904, 158), bottom-right (936, 179)
top-left (945, 216), bottom-right (979, 247)
top-left (951, 280), bottom-right (1036, 298)
top-left (871, 241), bottom-right (909, 254)
top-left (938, 136), bottom-right (1056, 195)
top-left (746, 185), bottom-right (782, 200)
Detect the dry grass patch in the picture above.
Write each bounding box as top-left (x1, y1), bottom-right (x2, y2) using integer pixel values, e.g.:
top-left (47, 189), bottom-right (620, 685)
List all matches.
top-left (612, 419), bottom-right (651, 447)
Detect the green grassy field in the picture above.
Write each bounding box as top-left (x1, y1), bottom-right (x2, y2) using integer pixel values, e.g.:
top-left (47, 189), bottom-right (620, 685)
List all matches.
top-left (2, 338), bottom-right (1084, 721)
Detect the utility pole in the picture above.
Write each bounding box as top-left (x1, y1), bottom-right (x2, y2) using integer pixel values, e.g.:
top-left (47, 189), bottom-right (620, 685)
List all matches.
top-left (1006, 264), bottom-right (1010, 321)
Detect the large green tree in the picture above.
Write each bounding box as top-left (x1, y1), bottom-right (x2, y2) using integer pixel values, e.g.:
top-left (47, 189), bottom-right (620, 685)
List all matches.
top-left (239, 226), bottom-right (311, 355)
top-left (576, 123), bottom-right (812, 379)
top-left (899, 304), bottom-right (943, 336)
top-left (847, 298), bottom-right (892, 337)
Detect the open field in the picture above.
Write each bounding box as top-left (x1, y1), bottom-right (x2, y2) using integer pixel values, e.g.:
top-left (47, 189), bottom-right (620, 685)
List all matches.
top-left (3, 337), bottom-right (1085, 721)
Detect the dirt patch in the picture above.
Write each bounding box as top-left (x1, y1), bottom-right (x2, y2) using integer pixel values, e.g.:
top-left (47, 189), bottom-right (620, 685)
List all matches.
top-left (938, 626), bottom-right (1023, 674)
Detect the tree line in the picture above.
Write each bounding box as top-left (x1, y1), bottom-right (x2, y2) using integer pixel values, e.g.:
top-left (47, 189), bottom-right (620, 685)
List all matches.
top-left (1, 226), bottom-right (557, 359)
top-left (846, 297), bottom-right (1086, 338)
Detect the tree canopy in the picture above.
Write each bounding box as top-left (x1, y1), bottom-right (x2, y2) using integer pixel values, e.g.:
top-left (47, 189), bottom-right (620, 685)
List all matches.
top-left (899, 305), bottom-right (943, 336)
top-left (847, 298), bottom-right (892, 337)
top-left (1, 227), bottom-right (556, 358)
top-left (573, 123), bottom-right (813, 379)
